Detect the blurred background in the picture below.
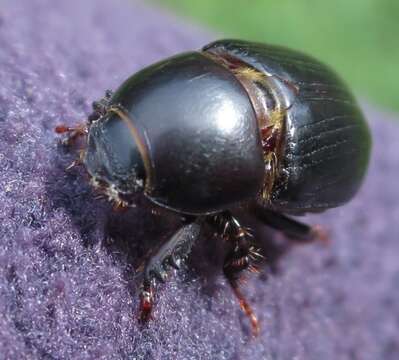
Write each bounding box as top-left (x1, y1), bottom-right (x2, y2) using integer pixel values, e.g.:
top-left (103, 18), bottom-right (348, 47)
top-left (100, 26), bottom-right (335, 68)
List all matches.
top-left (154, 0), bottom-right (399, 114)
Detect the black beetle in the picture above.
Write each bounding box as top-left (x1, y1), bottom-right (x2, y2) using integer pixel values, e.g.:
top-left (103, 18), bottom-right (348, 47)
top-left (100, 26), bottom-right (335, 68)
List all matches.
top-left (56, 39), bottom-right (371, 336)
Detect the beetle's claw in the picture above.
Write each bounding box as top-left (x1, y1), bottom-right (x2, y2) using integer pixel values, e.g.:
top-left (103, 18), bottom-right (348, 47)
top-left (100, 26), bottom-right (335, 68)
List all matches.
top-left (310, 225), bottom-right (330, 245)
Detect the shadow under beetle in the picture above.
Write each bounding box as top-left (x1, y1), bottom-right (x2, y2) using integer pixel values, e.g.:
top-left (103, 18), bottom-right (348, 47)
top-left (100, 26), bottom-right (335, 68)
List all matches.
top-left (56, 39), bottom-right (371, 336)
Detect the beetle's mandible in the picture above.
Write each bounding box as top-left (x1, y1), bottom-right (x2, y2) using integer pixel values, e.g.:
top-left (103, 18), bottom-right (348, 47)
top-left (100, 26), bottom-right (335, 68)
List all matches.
top-left (56, 39), bottom-right (371, 336)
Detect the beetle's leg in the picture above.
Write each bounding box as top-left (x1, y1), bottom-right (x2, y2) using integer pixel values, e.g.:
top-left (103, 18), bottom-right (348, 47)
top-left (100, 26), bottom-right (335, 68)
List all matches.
top-left (251, 205), bottom-right (329, 244)
top-left (55, 123), bottom-right (88, 146)
top-left (139, 219), bottom-right (202, 322)
top-left (210, 212), bottom-right (262, 337)
top-left (56, 89), bottom-right (114, 144)
top-left (224, 235), bottom-right (261, 337)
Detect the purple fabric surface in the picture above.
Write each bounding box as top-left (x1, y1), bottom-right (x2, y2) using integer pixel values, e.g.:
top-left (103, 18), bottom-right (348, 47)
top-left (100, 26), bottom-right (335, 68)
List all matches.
top-left (0, 0), bottom-right (398, 359)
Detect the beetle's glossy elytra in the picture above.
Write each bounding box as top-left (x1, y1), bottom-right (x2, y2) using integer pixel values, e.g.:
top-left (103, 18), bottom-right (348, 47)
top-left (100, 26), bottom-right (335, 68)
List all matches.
top-left (203, 40), bottom-right (371, 213)
top-left (57, 39), bottom-right (371, 336)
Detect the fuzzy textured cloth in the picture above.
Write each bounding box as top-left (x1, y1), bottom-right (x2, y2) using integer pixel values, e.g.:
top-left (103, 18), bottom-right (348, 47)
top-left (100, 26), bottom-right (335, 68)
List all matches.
top-left (0, 0), bottom-right (398, 359)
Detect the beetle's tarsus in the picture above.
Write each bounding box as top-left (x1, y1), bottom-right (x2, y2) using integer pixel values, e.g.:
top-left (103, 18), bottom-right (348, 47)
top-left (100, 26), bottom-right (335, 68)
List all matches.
top-left (310, 224), bottom-right (330, 245)
top-left (229, 279), bottom-right (260, 337)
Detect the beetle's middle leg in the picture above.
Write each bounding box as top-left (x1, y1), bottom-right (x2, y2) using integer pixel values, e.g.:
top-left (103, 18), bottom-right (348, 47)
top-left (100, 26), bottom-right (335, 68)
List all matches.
top-left (139, 219), bottom-right (202, 322)
top-left (209, 211), bottom-right (263, 336)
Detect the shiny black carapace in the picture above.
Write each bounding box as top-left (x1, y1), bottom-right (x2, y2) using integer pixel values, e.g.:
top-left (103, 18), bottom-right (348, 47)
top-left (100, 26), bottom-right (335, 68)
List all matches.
top-left (56, 39), bottom-right (371, 336)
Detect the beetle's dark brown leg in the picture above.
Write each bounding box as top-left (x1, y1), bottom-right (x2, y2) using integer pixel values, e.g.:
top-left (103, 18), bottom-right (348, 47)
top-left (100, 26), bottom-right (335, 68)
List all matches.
top-left (210, 212), bottom-right (262, 337)
top-left (139, 219), bottom-right (202, 322)
top-left (251, 205), bottom-right (329, 243)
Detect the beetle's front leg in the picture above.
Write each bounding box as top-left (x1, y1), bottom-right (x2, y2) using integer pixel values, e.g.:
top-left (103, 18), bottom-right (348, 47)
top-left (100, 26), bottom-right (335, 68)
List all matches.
top-left (55, 123), bottom-right (88, 146)
top-left (139, 219), bottom-right (202, 322)
top-left (210, 212), bottom-right (262, 336)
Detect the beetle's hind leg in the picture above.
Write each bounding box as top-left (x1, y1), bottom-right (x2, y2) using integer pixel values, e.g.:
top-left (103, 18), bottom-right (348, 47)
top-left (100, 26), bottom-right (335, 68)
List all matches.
top-left (209, 211), bottom-right (263, 337)
top-left (251, 205), bottom-right (328, 244)
top-left (139, 219), bottom-right (202, 322)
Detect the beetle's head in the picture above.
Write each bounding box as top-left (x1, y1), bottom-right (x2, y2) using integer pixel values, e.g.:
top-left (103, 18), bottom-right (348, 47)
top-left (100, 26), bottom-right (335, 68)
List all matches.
top-left (83, 110), bottom-right (146, 205)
